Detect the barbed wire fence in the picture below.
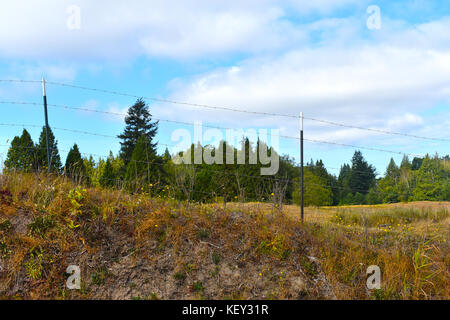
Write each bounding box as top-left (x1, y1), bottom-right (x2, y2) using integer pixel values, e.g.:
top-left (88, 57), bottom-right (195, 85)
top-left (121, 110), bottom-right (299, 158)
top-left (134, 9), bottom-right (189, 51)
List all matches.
top-left (0, 79), bottom-right (448, 220)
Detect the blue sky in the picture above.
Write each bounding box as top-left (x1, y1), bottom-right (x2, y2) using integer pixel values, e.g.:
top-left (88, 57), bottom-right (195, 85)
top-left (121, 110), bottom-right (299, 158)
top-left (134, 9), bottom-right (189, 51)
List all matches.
top-left (0, 0), bottom-right (449, 176)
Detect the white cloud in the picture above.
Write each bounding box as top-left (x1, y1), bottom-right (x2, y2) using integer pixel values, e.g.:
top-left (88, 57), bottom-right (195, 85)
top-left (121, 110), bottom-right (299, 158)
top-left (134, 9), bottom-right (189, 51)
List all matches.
top-left (0, 0), bottom-right (360, 60)
top-left (1, 0), bottom-right (448, 155)
top-left (152, 17), bottom-right (450, 146)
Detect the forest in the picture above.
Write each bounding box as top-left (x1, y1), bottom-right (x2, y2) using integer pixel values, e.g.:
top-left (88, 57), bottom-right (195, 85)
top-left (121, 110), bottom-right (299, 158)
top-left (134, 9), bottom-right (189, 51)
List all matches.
top-left (3, 99), bottom-right (449, 206)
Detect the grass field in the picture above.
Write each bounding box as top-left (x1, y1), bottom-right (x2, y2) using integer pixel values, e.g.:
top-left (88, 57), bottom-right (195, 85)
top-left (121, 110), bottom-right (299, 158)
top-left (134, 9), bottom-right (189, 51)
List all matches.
top-left (0, 173), bottom-right (448, 300)
top-left (227, 201), bottom-right (449, 299)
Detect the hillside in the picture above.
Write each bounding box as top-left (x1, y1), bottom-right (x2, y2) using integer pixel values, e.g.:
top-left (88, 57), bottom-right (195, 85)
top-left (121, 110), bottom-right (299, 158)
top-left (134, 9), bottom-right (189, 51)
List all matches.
top-left (0, 173), bottom-right (448, 300)
top-left (0, 173), bottom-right (335, 300)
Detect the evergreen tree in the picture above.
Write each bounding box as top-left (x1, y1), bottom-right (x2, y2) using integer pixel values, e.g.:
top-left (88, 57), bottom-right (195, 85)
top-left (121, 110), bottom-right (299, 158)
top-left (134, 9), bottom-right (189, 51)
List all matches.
top-left (65, 144), bottom-right (84, 180)
top-left (99, 157), bottom-right (116, 188)
top-left (163, 148), bottom-right (171, 162)
top-left (125, 135), bottom-right (159, 190)
top-left (379, 158), bottom-right (400, 203)
top-left (348, 151), bottom-right (376, 195)
top-left (400, 155), bottom-right (412, 170)
top-left (4, 129), bottom-right (36, 172)
top-left (337, 164), bottom-right (352, 203)
top-left (36, 126), bottom-right (62, 172)
top-left (411, 157), bottom-right (423, 170)
top-left (83, 156), bottom-right (96, 187)
top-left (385, 158), bottom-right (400, 181)
top-left (412, 155), bottom-right (448, 201)
top-left (118, 98), bottom-right (158, 165)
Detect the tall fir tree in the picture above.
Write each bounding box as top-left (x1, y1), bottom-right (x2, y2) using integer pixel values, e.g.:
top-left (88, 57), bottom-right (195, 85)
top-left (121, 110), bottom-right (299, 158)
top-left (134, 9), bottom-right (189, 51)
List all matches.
top-left (379, 158), bottom-right (400, 203)
top-left (4, 129), bottom-right (36, 172)
top-left (36, 126), bottom-right (62, 172)
top-left (65, 144), bottom-right (84, 180)
top-left (118, 98), bottom-right (158, 165)
top-left (348, 151), bottom-right (376, 195)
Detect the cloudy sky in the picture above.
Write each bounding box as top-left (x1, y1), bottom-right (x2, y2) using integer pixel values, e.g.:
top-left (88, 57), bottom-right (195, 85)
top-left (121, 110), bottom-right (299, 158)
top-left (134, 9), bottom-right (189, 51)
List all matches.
top-left (0, 0), bottom-right (449, 175)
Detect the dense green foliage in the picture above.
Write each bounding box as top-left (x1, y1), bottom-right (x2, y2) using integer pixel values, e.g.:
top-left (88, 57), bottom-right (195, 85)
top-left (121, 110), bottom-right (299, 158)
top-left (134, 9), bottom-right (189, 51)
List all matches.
top-left (3, 99), bottom-right (449, 206)
top-left (65, 144), bottom-right (83, 180)
top-left (118, 98), bottom-right (158, 165)
top-left (36, 126), bottom-right (62, 172)
top-left (4, 129), bottom-right (36, 172)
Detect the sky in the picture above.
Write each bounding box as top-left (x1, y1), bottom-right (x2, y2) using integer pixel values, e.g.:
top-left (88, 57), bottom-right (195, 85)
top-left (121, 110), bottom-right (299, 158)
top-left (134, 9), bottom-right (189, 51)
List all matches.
top-left (0, 0), bottom-right (449, 176)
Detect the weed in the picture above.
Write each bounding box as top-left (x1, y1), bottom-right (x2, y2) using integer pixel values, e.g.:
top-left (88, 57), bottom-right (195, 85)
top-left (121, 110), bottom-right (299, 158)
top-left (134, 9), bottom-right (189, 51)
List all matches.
top-left (91, 268), bottom-right (109, 285)
top-left (192, 281), bottom-right (204, 292)
top-left (258, 234), bottom-right (290, 260)
top-left (212, 252), bottom-right (221, 265)
top-left (0, 219), bottom-right (12, 232)
top-left (24, 248), bottom-right (45, 280)
top-left (28, 215), bottom-right (55, 238)
top-left (196, 228), bottom-right (210, 240)
top-left (149, 292), bottom-right (159, 300)
top-left (173, 271), bottom-right (186, 281)
top-left (300, 256), bottom-right (318, 277)
top-left (68, 187), bottom-right (87, 216)
top-left (0, 241), bottom-right (9, 257)
top-left (184, 263), bottom-right (196, 274)
top-left (210, 265), bottom-right (220, 277)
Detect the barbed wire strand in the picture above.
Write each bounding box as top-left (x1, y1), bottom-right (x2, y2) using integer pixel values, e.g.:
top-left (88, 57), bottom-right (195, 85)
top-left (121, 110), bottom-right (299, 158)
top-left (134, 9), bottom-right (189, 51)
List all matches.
top-left (0, 101), bottom-right (427, 157)
top-left (0, 123), bottom-right (405, 177)
top-left (0, 80), bottom-right (448, 142)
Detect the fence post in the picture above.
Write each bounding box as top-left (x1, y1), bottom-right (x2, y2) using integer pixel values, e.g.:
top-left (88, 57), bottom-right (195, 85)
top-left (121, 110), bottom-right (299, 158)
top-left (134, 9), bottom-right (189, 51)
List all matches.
top-left (42, 78), bottom-right (51, 172)
top-left (300, 112), bottom-right (304, 223)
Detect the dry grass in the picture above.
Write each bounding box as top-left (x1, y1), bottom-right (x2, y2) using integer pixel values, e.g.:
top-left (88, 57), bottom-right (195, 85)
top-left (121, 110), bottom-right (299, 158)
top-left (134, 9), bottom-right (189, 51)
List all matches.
top-left (0, 172), bottom-right (448, 300)
top-left (0, 172), bottom-right (334, 300)
top-left (298, 202), bottom-right (449, 300)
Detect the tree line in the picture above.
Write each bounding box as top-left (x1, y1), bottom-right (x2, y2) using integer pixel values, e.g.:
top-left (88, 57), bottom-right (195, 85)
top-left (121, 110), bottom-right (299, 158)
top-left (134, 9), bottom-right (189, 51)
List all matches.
top-left (3, 98), bottom-right (449, 205)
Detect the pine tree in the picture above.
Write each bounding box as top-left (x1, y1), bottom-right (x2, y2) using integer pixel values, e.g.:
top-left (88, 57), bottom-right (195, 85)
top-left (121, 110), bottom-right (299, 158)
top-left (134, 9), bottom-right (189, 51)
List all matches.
top-left (118, 98), bottom-right (158, 165)
top-left (338, 163), bottom-right (352, 203)
top-left (65, 144), bottom-right (84, 180)
top-left (36, 126), bottom-right (62, 172)
top-left (400, 155), bottom-right (412, 170)
top-left (125, 135), bottom-right (159, 190)
top-left (163, 148), bottom-right (171, 162)
top-left (386, 158), bottom-right (400, 182)
top-left (83, 156), bottom-right (96, 187)
top-left (411, 157), bottom-right (423, 170)
top-left (99, 157), bottom-right (116, 188)
top-left (348, 151), bottom-right (376, 195)
top-left (4, 129), bottom-right (36, 172)
top-left (380, 158), bottom-right (400, 203)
